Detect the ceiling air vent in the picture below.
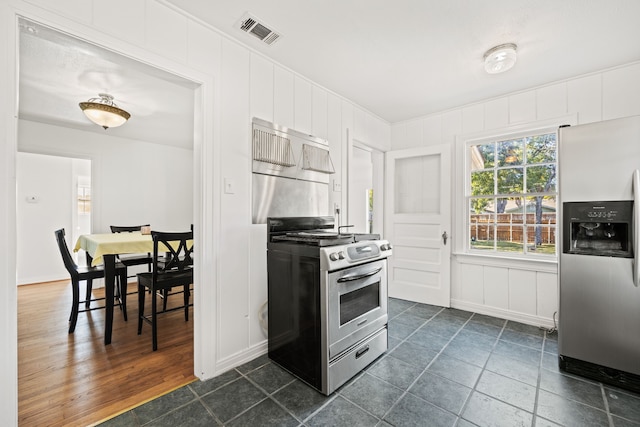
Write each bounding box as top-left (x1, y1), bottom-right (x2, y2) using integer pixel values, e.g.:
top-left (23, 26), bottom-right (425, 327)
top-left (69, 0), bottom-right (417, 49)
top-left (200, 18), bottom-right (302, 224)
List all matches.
top-left (235, 13), bottom-right (281, 45)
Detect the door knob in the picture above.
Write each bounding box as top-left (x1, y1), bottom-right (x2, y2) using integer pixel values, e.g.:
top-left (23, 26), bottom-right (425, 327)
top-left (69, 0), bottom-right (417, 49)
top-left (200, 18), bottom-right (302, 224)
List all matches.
top-left (442, 231), bottom-right (448, 245)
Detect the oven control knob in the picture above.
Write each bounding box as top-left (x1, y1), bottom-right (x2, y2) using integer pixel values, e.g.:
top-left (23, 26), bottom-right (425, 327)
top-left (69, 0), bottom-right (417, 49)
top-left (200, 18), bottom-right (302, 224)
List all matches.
top-left (329, 252), bottom-right (340, 261)
top-left (338, 251), bottom-right (345, 259)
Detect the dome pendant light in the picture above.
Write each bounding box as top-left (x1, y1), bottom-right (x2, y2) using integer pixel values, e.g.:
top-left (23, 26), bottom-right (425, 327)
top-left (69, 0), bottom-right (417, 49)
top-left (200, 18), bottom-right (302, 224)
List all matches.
top-left (483, 43), bottom-right (517, 74)
top-left (79, 93), bottom-right (131, 129)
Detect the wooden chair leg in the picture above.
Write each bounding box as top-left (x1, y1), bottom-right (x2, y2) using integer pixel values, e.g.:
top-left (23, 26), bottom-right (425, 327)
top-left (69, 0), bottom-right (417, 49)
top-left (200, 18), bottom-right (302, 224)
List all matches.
top-left (163, 288), bottom-right (169, 312)
top-left (137, 282), bottom-right (145, 334)
top-left (119, 270), bottom-right (128, 322)
top-left (69, 279), bottom-right (81, 333)
top-left (183, 284), bottom-right (189, 321)
top-left (85, 278), bottom-right (93, 309)
top-left (152, 287), bottom-right (158, 351)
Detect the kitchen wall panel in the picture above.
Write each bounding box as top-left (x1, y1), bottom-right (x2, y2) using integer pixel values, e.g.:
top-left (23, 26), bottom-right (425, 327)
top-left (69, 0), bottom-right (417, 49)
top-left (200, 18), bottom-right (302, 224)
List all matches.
top-left (273, 66), bottom-right (295, 129)
top-left (567, 74), bottom-right (602, 125)
top-left (508, 91), bottom-right (536, 124)
top-left (294, 76), bottom-right (312, 134)
top-left (93, 0), bottom-right (145, 45)
top-left (186, 20), bottom-right (222, 75)
top-left (484, 97), bottom-right (509, 130)
top-left (218, 38), bottom-right (251, 359)
top-left (442, 110), bottom-right (462, 146)
top-left (250, 53), bottom-right (274, 122)
top-left (422, 115), bottom-right (441, 146)
top-left (401, 118), bottom-right (422, 148)
top-left (146, 0), bottom-right (188, 63)
top-left (603, 62), bottom-right (640, 120)
top-left (327, 93), bottom-right (342, 213)
top-left (312, 86), bottom-right (328, 140)
top-left (248, 225), bottom-right (268, 347)
top-left (24, 0), bottom-right (91, 24)
top-left (461, 104), bottom-right (484, 134)
top-left (536, 82), bottom-right (568, 121)
top-left (352, 107), bottom-right (364, 142)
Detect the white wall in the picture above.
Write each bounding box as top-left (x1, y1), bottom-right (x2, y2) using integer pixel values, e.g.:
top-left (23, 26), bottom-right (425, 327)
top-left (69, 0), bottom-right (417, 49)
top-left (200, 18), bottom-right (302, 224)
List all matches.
top-left (16, 152), bottom-right (74, 284)
top-left (17, 120), bottom-right (194, 284)
top-left (391, 60), bottom-right (640, 328)
top-left (0, 0), bottom-right (391, 423)
top-left (19, 120), bottom-right (194, 233)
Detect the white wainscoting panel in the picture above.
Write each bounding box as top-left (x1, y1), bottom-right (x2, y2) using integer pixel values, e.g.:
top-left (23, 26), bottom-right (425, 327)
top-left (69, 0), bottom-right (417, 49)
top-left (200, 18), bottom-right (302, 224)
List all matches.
top-left (483, 266), bottom-right (509, 309)
top-left (508, 269), bottom-right (537, 315)
top-left (536, 271), bottom-right (558, 320)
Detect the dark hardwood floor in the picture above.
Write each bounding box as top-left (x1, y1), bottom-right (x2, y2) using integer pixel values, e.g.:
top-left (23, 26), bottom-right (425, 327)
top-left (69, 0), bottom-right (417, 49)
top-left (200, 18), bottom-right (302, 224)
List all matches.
top-left (18, 280), bottom-right (195, 426)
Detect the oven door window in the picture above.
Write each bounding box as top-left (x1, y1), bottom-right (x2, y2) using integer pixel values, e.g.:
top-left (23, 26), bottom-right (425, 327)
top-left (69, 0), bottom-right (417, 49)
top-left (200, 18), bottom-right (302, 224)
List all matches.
top-left (340, 281), bottom-right (380, 326)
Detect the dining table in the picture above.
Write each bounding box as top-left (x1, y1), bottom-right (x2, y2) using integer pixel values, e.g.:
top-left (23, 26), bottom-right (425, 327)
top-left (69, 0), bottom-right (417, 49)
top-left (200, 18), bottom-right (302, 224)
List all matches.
top-left (74, 231), bottom-right (156, 345)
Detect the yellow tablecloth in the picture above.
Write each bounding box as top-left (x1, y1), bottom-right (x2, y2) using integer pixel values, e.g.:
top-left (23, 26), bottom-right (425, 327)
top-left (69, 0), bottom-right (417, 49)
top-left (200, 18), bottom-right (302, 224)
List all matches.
top-left (74, 232), bottom-right (154, 266)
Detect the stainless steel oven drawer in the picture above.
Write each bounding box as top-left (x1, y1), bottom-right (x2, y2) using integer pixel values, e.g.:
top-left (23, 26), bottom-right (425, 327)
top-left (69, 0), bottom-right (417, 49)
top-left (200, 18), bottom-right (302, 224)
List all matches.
top-left (327, 327), bottom-right (387, 394)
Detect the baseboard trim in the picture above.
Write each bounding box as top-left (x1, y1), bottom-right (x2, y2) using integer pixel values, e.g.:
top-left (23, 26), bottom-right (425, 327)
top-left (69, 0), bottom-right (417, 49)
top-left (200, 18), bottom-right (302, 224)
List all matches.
top-left (211, 340), bottom-right (268, 378)
top-left (451, 299), bottom-right (556, 329)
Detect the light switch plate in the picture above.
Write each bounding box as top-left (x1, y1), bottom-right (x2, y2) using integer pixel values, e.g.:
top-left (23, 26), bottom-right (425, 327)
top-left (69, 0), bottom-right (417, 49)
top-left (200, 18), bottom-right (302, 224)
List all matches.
top-left (224, 178), bottom-right (235, 194)
top-left (333, 180), bottom-right (342, 192)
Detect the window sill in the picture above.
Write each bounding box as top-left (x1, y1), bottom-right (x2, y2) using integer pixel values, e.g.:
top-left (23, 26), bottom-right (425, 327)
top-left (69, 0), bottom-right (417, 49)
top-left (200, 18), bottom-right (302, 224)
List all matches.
top-left (452, 251), bottom-right (558, 273)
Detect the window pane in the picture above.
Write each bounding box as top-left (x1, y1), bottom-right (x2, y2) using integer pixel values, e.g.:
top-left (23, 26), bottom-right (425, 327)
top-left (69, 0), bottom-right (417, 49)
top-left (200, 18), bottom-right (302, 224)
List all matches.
top-left (525, 196), bottom-right (557, 224)
top-left (497, 168), bottom-right (523, 194)
top-left (470, 198), bottom-right (494, 215)
top-left (497, 139), bottom-right (523, 166)
top-left (526, 165), bottom-right (556, 193)
top-left (496, 225), bottom-right (524, 253)
top-left (470, 199), bottom-right (494, 250)
top-left (526, 225), bottom-right (556, 255)
top-left (469, 143), bottom-right (495, 170)
top-left (471, 170), bottom-right (494, 196)
top-left (470, 224), bottom-right (495, 250)
top-left (496, 197), bottom-right (523, 224)
top-left (526, 133), bottom-right (556, 164)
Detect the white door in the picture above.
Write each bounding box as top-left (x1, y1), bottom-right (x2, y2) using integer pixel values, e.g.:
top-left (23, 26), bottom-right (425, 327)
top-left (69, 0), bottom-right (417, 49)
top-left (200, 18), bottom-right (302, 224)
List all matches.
top-left (385, 144), bottom-right (451, 306)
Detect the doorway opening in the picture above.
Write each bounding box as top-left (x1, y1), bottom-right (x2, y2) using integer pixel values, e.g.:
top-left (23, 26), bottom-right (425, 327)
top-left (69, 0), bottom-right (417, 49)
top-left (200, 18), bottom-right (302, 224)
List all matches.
top-left (16, 15), bottom-right (205, 425)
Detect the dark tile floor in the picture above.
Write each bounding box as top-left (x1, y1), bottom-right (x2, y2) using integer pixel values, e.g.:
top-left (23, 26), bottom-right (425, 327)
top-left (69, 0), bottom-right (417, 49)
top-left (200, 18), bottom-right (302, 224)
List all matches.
top-left (100, 298), bottom-right (640, 426)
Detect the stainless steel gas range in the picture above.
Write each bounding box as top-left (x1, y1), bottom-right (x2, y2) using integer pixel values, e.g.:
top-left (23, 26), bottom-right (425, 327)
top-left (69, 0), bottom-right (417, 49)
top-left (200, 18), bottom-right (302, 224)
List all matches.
top-left (267, 216), bottom-right (392, 395)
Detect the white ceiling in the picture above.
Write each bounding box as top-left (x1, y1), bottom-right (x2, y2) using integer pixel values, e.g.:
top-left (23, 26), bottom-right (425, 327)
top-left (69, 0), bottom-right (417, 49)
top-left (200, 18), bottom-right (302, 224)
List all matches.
top-left (18, 18), bottom-right (197, 149)
top-left (17, 1), bottom-right (640, 146)
top-left (166, 0), bottom-right (640, 123)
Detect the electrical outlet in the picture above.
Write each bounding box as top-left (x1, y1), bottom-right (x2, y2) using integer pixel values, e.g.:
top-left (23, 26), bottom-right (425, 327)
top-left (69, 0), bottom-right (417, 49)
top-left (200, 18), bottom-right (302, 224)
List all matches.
top-left (333, 180), bottom-right (342, 192)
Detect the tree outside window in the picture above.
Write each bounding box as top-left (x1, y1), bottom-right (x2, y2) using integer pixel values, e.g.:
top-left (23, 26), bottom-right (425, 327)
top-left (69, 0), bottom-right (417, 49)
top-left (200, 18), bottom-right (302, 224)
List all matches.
top-left (468, 131), bottom-right (557, 256)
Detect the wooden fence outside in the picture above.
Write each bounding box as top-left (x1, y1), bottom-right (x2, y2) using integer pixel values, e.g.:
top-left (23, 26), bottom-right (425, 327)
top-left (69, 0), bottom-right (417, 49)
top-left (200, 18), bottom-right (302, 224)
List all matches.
top-left (470, 213), bottom-right (556, 244)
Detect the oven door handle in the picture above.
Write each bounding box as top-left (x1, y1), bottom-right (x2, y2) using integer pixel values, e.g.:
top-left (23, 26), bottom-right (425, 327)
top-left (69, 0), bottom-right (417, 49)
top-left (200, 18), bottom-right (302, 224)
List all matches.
top-left (337, 266), bottom-right (382, 283)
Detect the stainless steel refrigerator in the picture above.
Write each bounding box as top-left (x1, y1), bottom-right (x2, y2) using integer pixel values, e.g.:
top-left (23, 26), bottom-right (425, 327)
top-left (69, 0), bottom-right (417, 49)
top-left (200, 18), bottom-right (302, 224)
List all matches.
top-left (558, 115), bottom-right (640, 392)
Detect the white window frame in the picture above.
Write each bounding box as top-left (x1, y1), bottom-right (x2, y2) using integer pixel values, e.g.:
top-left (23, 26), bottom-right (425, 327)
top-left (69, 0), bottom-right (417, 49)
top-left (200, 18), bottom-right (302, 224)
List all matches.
top-left (454, 115), bottom-right (577, 265)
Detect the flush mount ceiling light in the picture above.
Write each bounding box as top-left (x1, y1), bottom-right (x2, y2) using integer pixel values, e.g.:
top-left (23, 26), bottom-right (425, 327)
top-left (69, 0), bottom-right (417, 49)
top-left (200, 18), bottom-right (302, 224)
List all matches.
top-left (79, 93), bottom-right (130, 129)
top-left (483, 43), bottom-right (517, 74)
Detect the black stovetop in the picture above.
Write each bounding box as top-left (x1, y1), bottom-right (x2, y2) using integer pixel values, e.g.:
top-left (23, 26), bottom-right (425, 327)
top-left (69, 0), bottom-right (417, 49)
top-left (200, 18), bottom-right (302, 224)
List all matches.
top-left (267, 216), bottom-right (379, 247)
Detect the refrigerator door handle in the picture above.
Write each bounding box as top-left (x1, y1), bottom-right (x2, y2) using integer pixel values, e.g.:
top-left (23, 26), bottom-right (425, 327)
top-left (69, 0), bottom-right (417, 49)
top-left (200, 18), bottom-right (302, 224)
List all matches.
top-left (634, 170), bottom-right (640, 287)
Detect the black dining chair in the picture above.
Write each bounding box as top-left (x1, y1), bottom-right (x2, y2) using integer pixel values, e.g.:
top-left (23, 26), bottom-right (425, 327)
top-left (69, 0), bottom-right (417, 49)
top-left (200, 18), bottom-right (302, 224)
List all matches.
top-left (137, 230), bottom-right (193, 351)
top-left (110, 224), bottom-right (153, 274)
top-left (54, 228), bottom-right (128, 333)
